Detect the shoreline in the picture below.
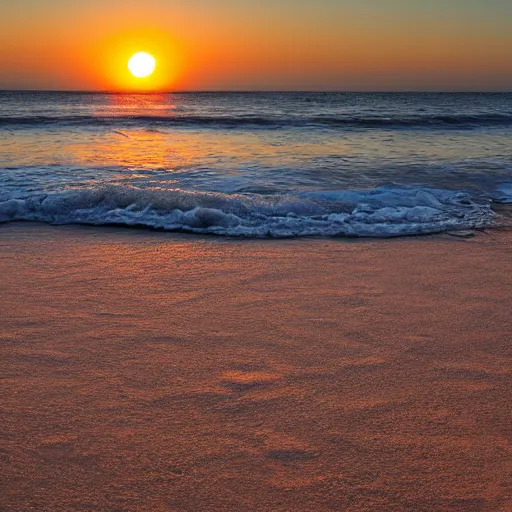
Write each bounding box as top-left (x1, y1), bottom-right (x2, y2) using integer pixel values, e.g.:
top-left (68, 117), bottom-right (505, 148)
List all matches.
top-left (1, 223), bottom-right (511, 511)
top-left (1, 212), bottom-right (511, 240)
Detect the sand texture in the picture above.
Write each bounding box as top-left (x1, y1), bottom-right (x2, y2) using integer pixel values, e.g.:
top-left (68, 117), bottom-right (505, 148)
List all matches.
top-left (1, 224), bottom-right (511, 512)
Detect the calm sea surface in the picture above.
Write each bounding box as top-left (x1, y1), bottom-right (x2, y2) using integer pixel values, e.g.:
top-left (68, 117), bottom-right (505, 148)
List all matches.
top-left (1, 91), bottom-right (511, 237)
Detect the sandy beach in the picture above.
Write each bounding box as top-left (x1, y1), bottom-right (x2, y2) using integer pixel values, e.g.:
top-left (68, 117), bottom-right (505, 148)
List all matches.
top-left (1, 224), bottom-right (511, 512)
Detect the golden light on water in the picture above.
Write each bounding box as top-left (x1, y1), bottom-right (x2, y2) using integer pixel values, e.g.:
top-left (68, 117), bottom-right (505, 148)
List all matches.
top-left (128, 52), bottom-right (156, 78)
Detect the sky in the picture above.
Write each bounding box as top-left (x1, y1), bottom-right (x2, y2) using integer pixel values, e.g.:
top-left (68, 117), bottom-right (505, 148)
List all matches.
top-left (0, 0), bottom-right (511, 91)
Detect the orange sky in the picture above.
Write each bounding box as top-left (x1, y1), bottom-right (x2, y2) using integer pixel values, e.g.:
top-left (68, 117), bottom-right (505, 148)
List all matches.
top-left (0, 0), bottom-right (511, 91)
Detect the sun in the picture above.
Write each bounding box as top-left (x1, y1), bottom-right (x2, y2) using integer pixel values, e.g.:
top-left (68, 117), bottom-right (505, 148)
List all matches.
top-left (128, 52), bottom-right (156, 78)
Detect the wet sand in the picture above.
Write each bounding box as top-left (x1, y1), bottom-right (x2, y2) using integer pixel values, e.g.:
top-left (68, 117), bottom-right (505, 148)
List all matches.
top-left (1, 224), bottom-right (511, 512)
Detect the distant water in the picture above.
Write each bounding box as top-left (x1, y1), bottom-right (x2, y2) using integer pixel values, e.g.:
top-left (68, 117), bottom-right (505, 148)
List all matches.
top-left (1, 91), bottom-right (511, 237)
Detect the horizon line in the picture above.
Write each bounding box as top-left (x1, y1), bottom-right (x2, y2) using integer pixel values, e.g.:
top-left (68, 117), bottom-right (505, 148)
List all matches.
top-left (1, 89), bottom-right (511, 94)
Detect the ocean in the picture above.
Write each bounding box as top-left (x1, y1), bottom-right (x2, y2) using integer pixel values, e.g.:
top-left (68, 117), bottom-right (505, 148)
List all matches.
top-left (1, 91), bottom-right (511, 237)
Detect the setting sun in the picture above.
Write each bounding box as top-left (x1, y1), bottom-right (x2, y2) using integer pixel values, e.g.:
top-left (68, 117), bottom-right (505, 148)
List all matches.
top-left (128, 52), bottom-right (156, 78)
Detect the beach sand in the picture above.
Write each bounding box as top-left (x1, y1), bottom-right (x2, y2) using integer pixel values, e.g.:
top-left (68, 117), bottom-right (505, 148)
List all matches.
top-left (1, 224), bottom-right (511, 512)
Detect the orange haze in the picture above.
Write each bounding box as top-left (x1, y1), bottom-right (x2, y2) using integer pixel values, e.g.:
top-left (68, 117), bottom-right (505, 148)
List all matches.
top-left (0, 0), bottom-right (511, 91)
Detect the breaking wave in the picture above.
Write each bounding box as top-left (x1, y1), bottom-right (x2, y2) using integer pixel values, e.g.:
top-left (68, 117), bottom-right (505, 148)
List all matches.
top-left (2, 112), bottom-right (512, 130)
top-left (0, 185), bottom-right (496, 238)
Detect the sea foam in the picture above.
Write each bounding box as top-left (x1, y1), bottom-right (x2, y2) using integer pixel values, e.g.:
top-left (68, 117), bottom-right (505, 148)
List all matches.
top-left (0, 185), bottom-right (495, 238)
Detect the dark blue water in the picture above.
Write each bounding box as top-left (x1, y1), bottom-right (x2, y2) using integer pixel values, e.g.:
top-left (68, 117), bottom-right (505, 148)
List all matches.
top-left (1, 92), bottom-right (511, 237)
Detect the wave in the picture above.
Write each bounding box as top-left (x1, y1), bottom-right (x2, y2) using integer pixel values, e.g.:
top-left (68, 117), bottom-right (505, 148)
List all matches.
top-left (495, 183), bottom-right (512, 204)
top-left (2, 113), bottom-right (512, 130)
top-left (0, 185), bottom-right (495, 238)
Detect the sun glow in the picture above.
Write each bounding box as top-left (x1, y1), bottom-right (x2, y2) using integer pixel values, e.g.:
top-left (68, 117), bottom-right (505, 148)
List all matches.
top-left (128, 52), bottom-right (156, 78)
top-left (98, 29), bottom-right (183, 91)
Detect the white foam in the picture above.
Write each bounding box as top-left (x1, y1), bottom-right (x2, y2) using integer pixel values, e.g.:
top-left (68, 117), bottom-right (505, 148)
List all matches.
top-left (0, 185), bottom-right (494, 238)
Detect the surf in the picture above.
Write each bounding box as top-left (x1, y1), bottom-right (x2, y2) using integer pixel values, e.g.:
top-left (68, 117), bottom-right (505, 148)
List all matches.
top-left (2, 112), bottom-right (512, 130)
top-left (0, 184), bottom-right (496, 238)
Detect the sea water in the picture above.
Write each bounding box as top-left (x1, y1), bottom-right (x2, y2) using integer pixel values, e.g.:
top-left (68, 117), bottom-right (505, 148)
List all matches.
top-left (1, 91), bottom-right (511, 237)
